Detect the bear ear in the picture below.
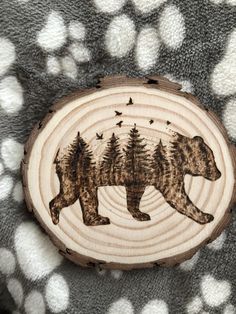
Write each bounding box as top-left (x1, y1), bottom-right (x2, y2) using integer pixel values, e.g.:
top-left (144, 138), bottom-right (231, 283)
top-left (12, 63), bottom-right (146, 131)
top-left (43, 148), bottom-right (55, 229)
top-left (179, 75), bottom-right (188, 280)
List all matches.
top-left (193, 136), bottom-right (204, 143)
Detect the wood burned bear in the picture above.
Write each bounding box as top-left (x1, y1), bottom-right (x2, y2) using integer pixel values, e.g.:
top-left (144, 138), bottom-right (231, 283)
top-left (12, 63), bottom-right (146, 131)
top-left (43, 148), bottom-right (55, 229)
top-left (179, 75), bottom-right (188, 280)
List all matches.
top-left (49, 126), bottom-right (221, 226)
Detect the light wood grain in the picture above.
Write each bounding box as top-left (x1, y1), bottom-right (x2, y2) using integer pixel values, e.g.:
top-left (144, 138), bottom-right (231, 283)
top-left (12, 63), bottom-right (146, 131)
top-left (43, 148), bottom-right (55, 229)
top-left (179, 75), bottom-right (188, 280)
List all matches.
top-left (22, 76), bottom-right (236, 269)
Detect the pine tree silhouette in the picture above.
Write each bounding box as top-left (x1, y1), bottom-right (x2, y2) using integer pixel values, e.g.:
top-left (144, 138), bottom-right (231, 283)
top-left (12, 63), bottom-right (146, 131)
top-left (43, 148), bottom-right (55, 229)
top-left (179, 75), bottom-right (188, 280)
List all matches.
top-left (124, 125), bottom-right (150, 185)
top-left (62, 132), bottom-right (95, 185)
top-left (100, 133), bottom-right (123, 184)
top-left (151, 140), bottom-right (169, 177)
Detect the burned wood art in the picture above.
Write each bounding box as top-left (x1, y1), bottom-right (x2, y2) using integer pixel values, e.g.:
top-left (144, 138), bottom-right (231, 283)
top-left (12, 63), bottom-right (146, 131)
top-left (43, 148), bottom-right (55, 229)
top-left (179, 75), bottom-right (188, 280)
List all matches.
top-left (49, 127), bottom-right (221, 226)
top-left (22, 76), bottom-right (236, 269)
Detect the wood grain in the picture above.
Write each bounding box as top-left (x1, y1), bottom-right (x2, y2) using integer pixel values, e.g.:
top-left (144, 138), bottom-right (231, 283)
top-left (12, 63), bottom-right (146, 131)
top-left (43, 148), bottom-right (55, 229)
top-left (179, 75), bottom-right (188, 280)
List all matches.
top-left (22, 76), bottom-right (236, 269)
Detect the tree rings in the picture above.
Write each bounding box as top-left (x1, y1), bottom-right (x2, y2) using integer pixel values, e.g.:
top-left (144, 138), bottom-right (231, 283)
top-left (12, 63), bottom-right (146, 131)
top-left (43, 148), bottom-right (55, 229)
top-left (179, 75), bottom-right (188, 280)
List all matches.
top-left (22, 76), bottom-right (236, 269)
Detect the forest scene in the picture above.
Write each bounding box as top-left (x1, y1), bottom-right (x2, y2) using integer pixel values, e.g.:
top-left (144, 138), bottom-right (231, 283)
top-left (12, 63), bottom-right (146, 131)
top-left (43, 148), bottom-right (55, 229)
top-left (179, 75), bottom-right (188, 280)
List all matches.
top-left (98, 125), bottom-right (152, 186)
top-left (49, 121), bottom-right (221, 226)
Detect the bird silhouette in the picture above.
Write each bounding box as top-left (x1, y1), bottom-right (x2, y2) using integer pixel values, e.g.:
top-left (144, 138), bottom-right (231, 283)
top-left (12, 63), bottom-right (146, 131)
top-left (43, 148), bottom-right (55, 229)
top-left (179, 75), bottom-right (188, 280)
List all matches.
top-left (149, 119), bottom-right (154, 125)
top-left (115, 110), bottom-right (122, 116)
top-left (116, 121), bottom-right (123, 128)
top-left (126, 97), bottom-right (133, 106)
top-left (96, 133), bottom-right (103, 140)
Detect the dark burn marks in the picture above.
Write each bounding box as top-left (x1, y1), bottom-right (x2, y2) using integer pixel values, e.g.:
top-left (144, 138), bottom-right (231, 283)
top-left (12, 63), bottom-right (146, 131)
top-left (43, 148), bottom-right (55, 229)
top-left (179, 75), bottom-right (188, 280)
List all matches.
top-left (115, 110), bottom-right (122, 116)
top-left (96, 133), bottom-right (103, 140)
top-left (116, 121), bottom-right (123, 128)
top-left (49, 129), bottom-right (221, 226)
top-left (126, 97), bottom-right (133, 106)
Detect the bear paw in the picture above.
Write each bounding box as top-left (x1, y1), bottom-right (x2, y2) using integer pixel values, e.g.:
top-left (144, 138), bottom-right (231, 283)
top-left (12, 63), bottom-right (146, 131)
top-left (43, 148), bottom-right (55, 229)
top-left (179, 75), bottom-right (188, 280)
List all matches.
top-left (50, 208), bottom-right (60, 225)
top-left (84, 214), bottom-right (110, 226)
top-left (198, 213), bottom-right (214, 224)
top-left (132, 211), bottom-right (151, 221)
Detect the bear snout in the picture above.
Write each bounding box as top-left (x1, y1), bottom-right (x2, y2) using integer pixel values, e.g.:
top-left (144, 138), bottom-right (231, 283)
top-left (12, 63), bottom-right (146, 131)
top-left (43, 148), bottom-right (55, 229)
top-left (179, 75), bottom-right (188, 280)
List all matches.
top-left (211, 168), bottom-right (221, 181)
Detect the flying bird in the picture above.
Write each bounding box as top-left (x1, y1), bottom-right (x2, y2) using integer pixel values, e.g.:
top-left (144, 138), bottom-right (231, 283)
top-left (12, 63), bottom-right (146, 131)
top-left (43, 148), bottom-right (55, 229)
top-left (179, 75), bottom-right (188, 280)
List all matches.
top-left (96, 133), bottom-right (103, 140)
top-left (126, 97), bottom-right (133, 106)
top-left (116, 121), bottom-right (123, 128)
top-left (149, 119), bottom-right (154, 125)
top-left (115, 110), bottom-right (122, 116)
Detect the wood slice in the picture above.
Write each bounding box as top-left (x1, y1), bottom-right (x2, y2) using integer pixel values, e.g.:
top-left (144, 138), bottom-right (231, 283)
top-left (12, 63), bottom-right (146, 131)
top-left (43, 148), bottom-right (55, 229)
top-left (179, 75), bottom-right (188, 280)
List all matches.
top-left (22, 76), bottom-right (236, 269)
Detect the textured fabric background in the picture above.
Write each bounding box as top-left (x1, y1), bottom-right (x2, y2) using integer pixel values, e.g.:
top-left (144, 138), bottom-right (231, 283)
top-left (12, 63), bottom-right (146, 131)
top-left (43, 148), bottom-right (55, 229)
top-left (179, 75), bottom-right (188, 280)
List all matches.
top-left (0, 1), bottom-right (235, 313)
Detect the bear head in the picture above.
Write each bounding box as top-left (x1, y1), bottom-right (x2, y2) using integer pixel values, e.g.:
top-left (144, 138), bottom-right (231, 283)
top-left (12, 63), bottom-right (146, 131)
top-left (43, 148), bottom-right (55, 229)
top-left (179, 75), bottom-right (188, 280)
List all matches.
top-left (186, 136), bottom-right (221, 181)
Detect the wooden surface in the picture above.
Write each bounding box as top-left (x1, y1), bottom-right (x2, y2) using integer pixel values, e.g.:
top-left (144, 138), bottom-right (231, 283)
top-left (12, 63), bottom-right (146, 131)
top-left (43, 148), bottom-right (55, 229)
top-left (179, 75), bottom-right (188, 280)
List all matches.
top-left (22, 76), bottom-right (236, 269)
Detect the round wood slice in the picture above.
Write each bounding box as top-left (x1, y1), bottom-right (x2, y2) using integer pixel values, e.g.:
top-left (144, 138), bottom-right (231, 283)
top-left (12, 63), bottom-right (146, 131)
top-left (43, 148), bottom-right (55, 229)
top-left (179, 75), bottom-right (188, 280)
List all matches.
top-left (22, 76), bottom-right (236, 269)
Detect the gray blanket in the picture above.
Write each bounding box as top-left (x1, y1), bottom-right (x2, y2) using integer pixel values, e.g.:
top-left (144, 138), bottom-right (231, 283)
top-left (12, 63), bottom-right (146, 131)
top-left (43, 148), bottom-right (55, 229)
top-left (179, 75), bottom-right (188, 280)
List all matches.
top-left (0, 1), bottom-right (235, 313)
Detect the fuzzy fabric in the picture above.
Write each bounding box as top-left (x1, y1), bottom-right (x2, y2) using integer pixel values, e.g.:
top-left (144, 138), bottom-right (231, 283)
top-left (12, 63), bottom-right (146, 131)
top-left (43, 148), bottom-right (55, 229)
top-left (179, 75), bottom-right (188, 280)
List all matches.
top-left (0, 1), bottom-right (235, 313)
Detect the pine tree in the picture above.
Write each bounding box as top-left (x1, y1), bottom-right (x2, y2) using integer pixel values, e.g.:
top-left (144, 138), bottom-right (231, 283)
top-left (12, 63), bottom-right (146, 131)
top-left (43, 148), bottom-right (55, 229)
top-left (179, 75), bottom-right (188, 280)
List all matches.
top-left (62, 132), bottom-right (95, 184)
top-left (100, 133), bottom-right (123, 184)
top-left (71, 133), bottom-right (95, 184)
top-left (152, 139), bottom-right (168, 175)
top-left (124, 125), bottom-right (150, 184)
top-left (78, 136), bottom-right (95, 178)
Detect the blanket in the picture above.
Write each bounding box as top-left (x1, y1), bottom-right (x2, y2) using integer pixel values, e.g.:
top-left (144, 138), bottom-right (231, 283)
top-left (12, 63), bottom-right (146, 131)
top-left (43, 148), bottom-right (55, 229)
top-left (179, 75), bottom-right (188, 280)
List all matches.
top-left (0, 0), bottom-right (235, 313)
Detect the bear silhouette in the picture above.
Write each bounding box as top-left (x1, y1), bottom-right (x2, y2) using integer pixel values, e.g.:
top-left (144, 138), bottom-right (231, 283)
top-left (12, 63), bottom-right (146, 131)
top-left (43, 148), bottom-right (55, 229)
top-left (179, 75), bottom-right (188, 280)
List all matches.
top-left (49, 126), bottom-right (221, 226)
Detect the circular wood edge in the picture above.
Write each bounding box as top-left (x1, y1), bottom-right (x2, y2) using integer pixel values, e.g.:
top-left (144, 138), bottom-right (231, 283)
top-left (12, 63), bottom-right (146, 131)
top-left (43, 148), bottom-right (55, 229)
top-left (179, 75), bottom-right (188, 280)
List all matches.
top-left (21, 75), bottom-right (236, 270)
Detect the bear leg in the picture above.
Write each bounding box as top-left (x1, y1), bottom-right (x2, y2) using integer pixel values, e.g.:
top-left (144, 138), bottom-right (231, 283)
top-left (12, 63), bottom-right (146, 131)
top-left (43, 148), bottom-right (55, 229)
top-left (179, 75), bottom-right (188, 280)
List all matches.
top-left (125, 185), bottom-right (150, 221)
top-left (158, 184), bottom-right (214, 224)
top-left (78, 186), bottom-right (110, 226)
top-left (49, 190), bottom-right (78, 225)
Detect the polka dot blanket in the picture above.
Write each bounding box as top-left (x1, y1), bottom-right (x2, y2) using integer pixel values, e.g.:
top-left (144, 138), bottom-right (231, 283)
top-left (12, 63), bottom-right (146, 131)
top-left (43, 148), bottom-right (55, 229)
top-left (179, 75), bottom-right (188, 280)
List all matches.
top-left (0, 1), bottom-right (235, 313)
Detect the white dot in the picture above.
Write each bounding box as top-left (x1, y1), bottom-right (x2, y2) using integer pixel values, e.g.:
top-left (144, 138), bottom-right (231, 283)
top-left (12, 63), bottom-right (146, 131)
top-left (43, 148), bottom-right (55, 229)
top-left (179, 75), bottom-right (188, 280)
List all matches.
top-left (0, 162), bottom-right (4, 176)
top-left (93, 0), bottom-right (127, 14)
top-left (14, 222), bottom-right (63, 280)
top-left (211, 28), bottom-right (236, 96)
top-left (141, 300), bottom-right (169, 314)
top-left (210, 0), bottom-right (236, 3)
top-left (0, 76), bottom-right (24, 114)
top-left (13, 181), bottom-right (24, 203)
top-left (164, 74), bottom-right (193, 93)
top-left (7, 278), bottom-right (23, 307)
top-left (0, 38), bottom-right (15, 77)
top-left (136, 27), bottom-right (159, 71)
top-left (186, 296), bottom-right (203, 314)
top-left (110, 270), bottom-right (123, 279)
top-left (132, 0), bottom-right (167, 13)
top-left (106, 14), bottom-right (136, 58)
top-left (227, 0), bottom-right (236, 4)
top-left (61, 56), bottom-right (78, 80)
top-left (108, 298), bottom-right (134, 314)
top-left (69, 43), bottom-right (91, 63)
top-left (1, 138), bottom-right (23, 171)
top-left (159, 5), bottom-right (185, 49)
top-left (0, 248), bottom-right (16, 275)
top-left (180, 80), bottom-right (193, 93)
top-left (0, 175), bottom-right (13, 200)
top-left (207, 232), bottom-right (227, 250)
top-left (47, 56), bottom-right (61, 75)
top-left (25, 291), bottom-right (45, 314)
top-left (224, 304), bottom-right (236, 314)
top-left (223, 98), bottom-right (236, 140)
top-left (37, 11), bottom-right (67, 51)
top-left (180, 252), bottom-right (200, 271)
top-left (45, 274), bottom-right (69, 313)
top-left (201, 275), bottom-right (231, 307)
top-left (68, 21), bottom-right (86, 40)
